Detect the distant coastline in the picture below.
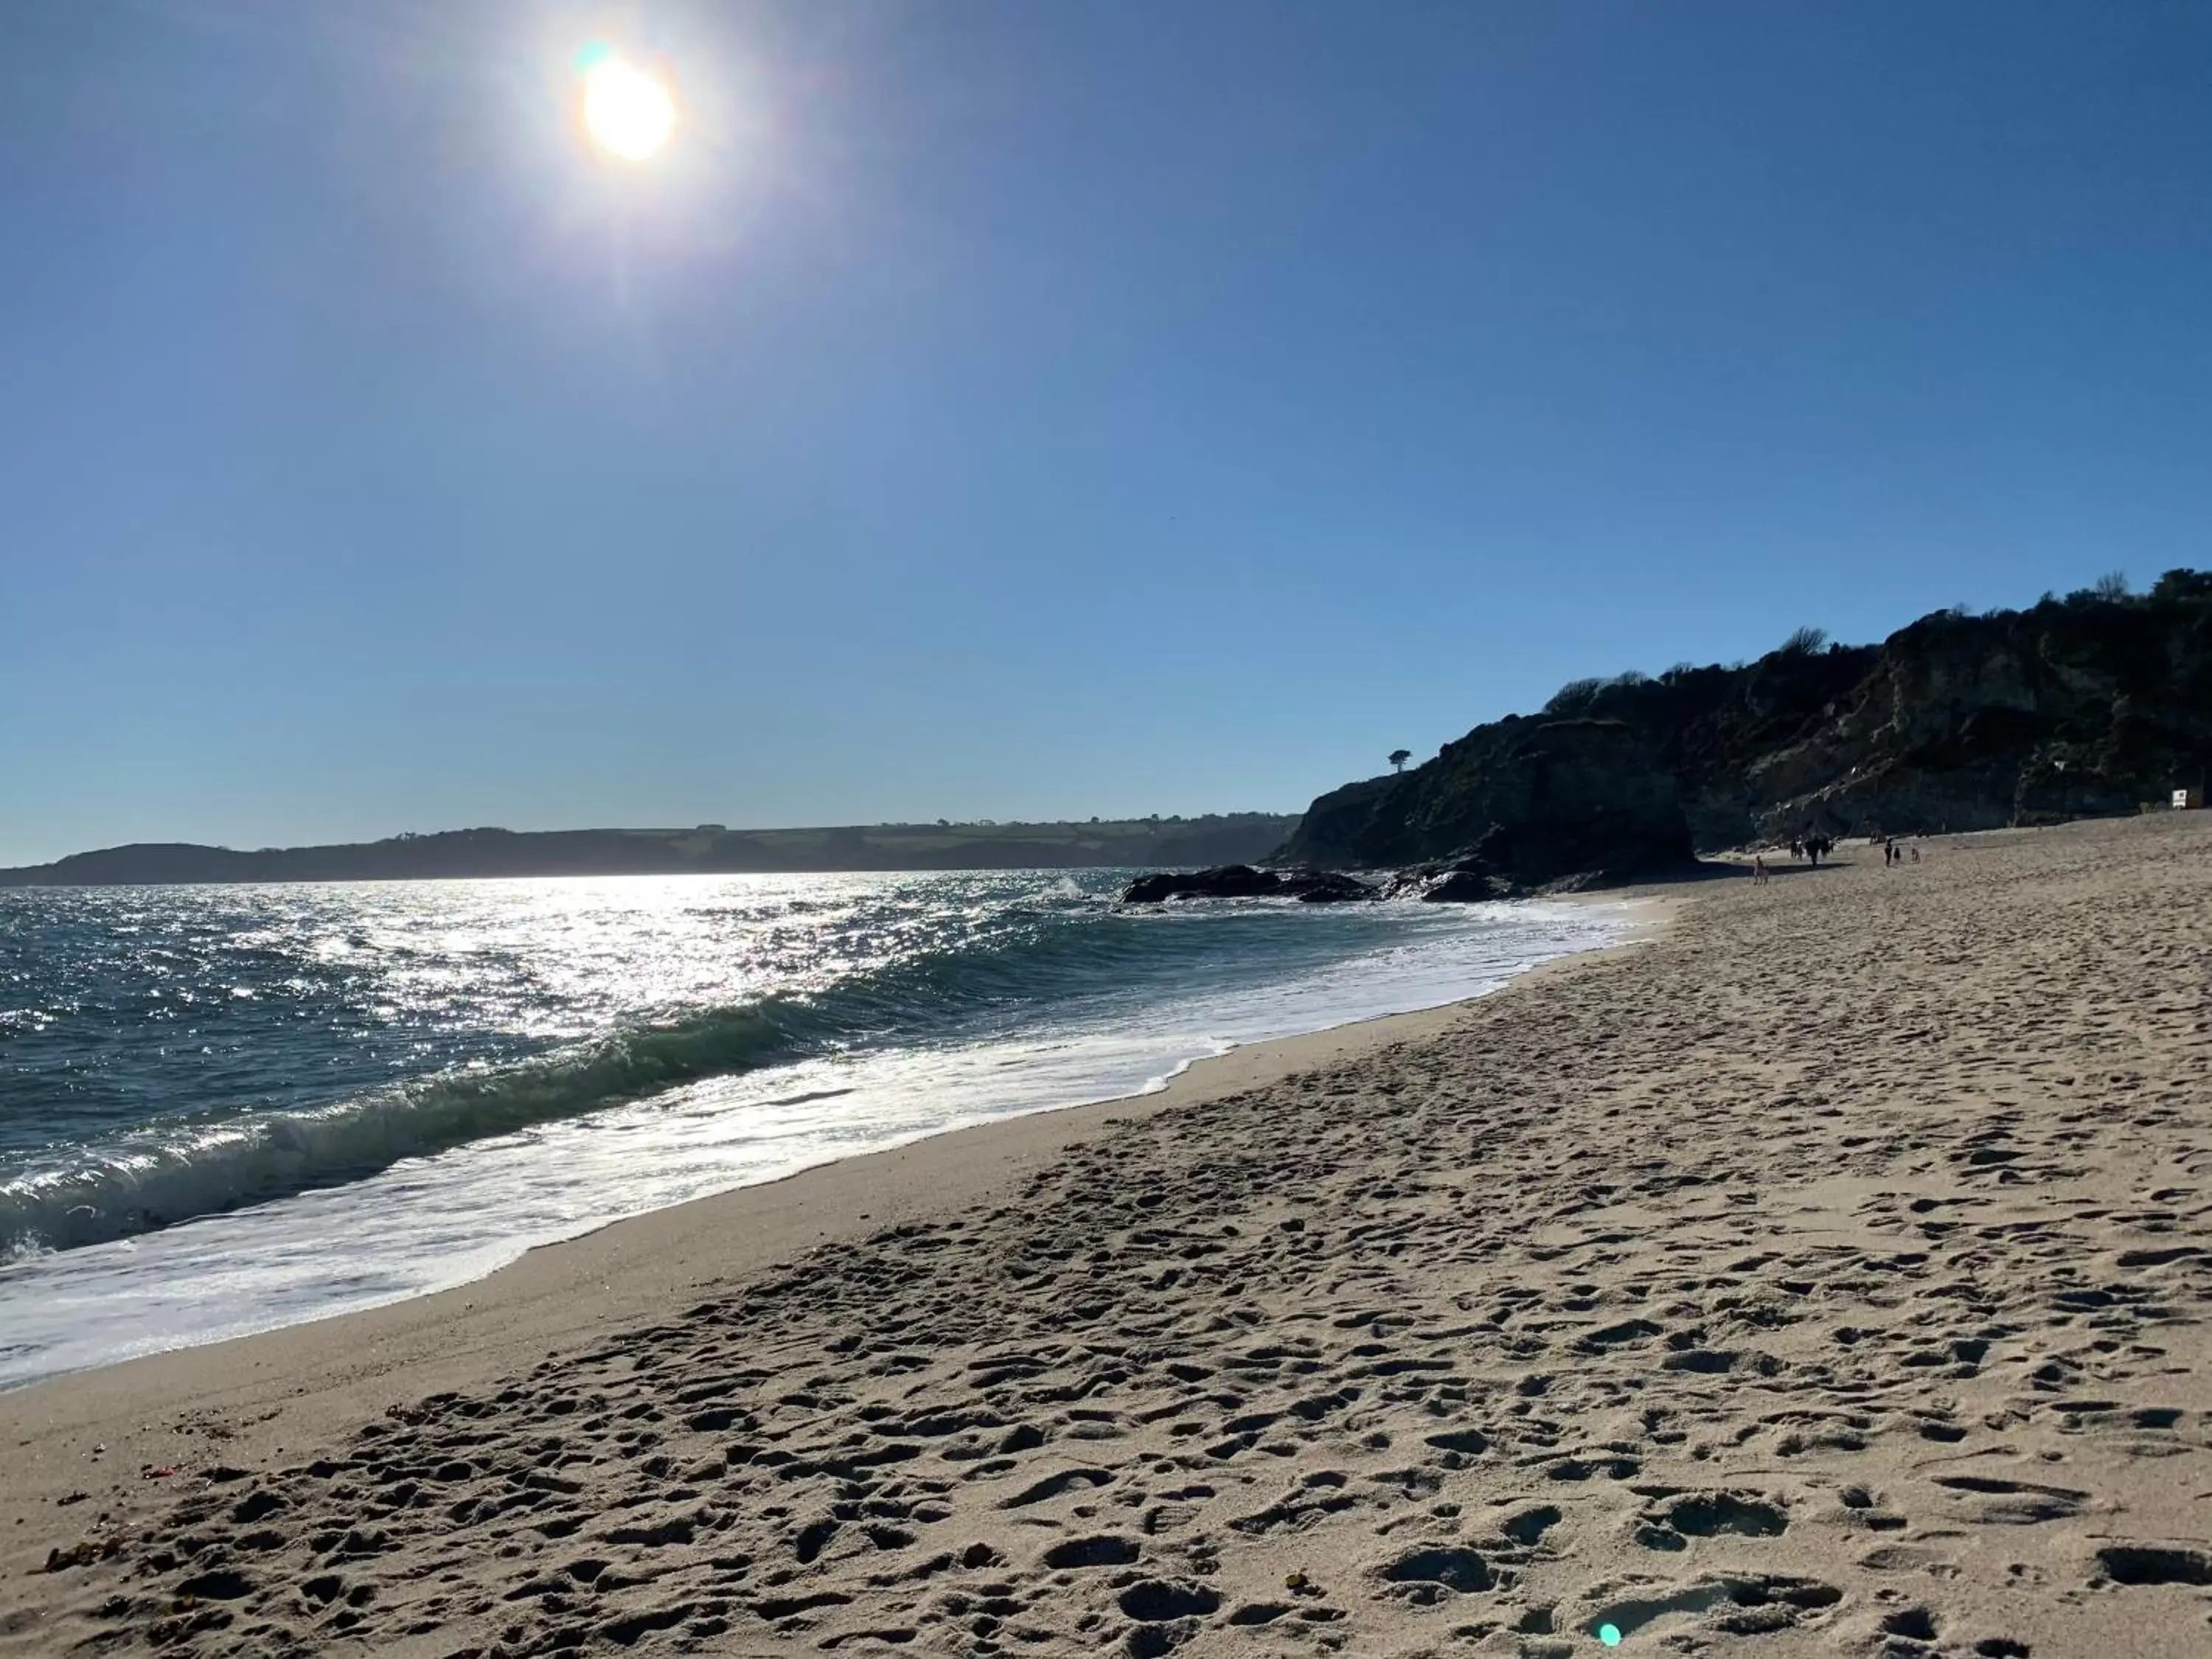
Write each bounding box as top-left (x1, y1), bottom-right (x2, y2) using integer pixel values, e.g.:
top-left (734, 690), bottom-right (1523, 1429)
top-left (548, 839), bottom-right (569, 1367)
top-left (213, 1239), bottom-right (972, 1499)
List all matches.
top-left (0, 815), bottom-right (1301, 888)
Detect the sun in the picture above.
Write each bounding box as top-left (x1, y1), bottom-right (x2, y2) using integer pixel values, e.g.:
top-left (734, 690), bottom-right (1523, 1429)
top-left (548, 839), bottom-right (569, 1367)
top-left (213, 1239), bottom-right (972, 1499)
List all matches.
top-left (581, 56), bottom-right (676, 161)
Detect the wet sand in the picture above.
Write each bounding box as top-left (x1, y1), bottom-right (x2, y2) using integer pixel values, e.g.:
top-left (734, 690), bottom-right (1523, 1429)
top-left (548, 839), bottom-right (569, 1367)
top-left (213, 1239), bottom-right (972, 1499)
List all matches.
top-left (4, 812), bottom-right (2208, 1657)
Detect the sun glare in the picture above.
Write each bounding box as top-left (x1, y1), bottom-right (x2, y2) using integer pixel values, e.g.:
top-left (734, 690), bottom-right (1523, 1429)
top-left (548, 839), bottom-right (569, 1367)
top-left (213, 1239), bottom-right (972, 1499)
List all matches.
top-left (581, 56), bottom-right (676, 161)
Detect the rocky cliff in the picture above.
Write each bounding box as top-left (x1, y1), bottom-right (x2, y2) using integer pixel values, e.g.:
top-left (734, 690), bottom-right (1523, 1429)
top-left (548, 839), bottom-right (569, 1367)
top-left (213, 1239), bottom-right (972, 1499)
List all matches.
top-left (1282, 717), bottom-right (1695, 889)
top-left (1281, 570), bottom-right (2212, 872)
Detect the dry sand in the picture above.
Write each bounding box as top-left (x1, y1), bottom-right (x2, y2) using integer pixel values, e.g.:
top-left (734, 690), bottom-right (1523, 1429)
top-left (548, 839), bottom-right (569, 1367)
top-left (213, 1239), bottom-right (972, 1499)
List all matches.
top-left (4, 811), bottom-right (2210, 1658)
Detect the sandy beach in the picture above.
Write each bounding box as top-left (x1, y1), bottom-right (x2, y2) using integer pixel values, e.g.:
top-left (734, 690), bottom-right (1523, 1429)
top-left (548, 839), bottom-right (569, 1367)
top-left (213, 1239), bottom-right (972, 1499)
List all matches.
top-left (5, 812), bottom-right (2210, 1658)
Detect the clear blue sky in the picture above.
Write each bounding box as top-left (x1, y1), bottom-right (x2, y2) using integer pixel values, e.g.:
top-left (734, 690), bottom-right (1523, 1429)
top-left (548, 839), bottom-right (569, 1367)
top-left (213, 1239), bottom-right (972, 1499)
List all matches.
top-left (4, 1), bottom-right (2208, 863)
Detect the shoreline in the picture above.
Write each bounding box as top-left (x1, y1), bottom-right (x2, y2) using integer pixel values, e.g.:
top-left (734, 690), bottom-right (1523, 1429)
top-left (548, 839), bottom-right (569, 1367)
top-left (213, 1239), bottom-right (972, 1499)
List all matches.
top-left (0, 891), bottom-right (1640, 1393)
top-left (0, 898), bottom-right (1664, 1453)
top-left (15, 819), bottom-right (2205, 1658)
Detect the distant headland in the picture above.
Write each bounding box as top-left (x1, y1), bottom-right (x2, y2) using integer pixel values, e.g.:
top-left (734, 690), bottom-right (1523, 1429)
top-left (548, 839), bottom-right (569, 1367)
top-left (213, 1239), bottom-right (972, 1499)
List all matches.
top-left (1275, 568), bottom-right (2212, 894)
top-left (0, 815), bottom-right (1300, 888)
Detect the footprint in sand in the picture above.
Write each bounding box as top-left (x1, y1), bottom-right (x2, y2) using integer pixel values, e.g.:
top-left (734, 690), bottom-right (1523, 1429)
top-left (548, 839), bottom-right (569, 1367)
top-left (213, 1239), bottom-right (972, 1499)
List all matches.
top-left (1577, 1572), bottom-right (1842, 1644)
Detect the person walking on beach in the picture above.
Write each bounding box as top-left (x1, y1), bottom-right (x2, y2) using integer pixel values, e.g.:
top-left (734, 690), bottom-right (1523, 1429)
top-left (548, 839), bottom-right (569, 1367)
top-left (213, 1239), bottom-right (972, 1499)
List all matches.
top-left (1753, 852), bottom-right (1770, 886)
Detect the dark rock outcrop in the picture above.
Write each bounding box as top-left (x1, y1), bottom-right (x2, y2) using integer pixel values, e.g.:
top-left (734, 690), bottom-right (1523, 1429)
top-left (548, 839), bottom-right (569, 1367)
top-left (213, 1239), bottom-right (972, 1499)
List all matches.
top-left (1380, 853), bottom-right (1515, 905)
top-left (1281, 719), bottom-right (1696, 892)
top-left (1281, 570), bottom-right (2212, 863)
top-left (1416, 866), bottom-right (1502, 903)
top-left (1285, 871), bottom-right (1381, 904)
top-left (1119, 866), bottom-right (1377, 905)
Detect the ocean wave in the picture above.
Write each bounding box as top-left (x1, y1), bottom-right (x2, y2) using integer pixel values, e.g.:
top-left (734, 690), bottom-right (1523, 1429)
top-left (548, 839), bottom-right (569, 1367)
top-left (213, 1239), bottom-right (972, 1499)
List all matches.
top-left (0, 998), bottom-right (815, 1252)
top-left (0, 904), bottom-right (1227, 1253)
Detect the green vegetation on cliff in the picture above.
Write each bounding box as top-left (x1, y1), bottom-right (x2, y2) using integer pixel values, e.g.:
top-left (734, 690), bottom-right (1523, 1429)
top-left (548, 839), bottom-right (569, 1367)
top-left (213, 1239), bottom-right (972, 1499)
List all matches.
top-left (1284, 570), bottom-right (2212, 869)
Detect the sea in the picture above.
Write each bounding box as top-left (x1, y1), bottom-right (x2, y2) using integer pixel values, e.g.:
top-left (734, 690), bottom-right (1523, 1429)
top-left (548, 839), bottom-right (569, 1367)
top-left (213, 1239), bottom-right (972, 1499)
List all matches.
top-left (0, 872), bottom-right (1626, 1388)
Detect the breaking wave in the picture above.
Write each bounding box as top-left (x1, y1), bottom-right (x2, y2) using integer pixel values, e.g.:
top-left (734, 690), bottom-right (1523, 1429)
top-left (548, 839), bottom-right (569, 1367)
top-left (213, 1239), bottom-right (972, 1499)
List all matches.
top-left (0, 900), bottom-right (1265, 1252)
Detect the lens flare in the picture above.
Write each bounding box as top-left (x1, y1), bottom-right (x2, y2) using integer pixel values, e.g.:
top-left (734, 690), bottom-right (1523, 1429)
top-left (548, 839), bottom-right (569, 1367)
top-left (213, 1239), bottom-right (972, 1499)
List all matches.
top-left (581, 55), bottom-right (676, 161)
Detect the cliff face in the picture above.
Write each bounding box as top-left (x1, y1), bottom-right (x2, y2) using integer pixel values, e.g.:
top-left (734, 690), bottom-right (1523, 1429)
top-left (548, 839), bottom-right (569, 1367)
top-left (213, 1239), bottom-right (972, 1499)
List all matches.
top-left (1282, 571), bottom-right (2212, 870)
top-left (1746, 590), bottom-right (2212, 836)
top-left (1279, 717), bottom-right (1694, 885)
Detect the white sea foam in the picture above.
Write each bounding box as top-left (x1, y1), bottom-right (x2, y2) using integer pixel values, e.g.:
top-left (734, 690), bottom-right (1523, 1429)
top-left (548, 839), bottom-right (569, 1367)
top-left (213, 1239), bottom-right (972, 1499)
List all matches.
top-left (0, 890), bottom-right (1625, 1387)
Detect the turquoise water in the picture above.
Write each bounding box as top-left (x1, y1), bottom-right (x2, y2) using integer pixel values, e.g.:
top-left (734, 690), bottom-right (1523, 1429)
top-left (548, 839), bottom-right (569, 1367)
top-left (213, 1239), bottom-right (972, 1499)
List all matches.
top-left (0, 872), bottom-right (1623, 1384)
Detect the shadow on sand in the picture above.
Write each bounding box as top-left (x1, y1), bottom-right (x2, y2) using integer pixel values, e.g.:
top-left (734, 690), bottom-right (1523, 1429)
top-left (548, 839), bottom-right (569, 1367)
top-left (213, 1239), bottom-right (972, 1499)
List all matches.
top-left (1632, 858), bottom-right (1856, 888)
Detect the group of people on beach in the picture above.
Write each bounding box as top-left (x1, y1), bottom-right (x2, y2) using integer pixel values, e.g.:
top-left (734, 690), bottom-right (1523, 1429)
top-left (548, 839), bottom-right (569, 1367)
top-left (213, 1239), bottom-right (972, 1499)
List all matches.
top-left (1790, 833), bottom-right (1834, 865)
top-left (1750, 829), bottom-right (1917, 886)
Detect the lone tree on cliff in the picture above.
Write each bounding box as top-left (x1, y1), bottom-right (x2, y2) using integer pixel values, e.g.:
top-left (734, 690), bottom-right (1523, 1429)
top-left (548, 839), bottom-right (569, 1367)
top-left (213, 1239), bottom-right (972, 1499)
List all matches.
top-left (1388, 748), bottom-right (1412, 773)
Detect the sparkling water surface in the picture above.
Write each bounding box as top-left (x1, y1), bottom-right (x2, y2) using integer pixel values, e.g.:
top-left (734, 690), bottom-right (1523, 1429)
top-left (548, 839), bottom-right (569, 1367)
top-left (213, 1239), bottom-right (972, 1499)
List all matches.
top-left (0, 872), bottom-right (1624, 1385)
